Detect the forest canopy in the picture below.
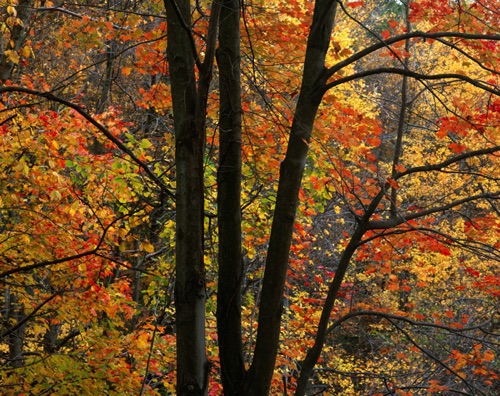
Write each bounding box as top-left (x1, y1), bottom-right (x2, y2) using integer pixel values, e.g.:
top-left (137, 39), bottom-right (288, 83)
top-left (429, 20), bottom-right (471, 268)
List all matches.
top-left (1, 0), bottom-right (499, 395)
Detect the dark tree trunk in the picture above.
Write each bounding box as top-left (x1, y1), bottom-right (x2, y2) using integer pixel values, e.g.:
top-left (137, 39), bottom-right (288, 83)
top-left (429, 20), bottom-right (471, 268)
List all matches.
top-left (215, 0), bottom-right (245, 393)
top-left (164, 0), bottom-right (220, 394)
top-left (241, 1), bottom-right (338, 394)
top-left (165, 0), bottom-right (206, 394)
top-left (6, 292), bottom-right (26, 368)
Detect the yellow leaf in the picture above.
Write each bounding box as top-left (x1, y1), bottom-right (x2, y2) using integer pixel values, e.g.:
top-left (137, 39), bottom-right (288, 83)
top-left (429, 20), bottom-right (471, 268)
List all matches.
top-left (50, 190), bottom-right (62, 201)
top-left (141, 242), bottom-right (155, 253)
top-left (7, 5), bottom-right (17, 16)
top-left (22, 45), bottom-right (31, 58)
top-left (118, 228), bottom-right (128, 238)
top-left (4, 50), bottom-right (19, 64)
top-left (136, 332), bottom-right (150, 349)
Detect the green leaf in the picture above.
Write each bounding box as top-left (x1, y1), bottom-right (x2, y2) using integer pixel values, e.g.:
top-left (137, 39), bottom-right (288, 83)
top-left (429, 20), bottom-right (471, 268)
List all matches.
top-left (139, 138), bottom-right (152, 149)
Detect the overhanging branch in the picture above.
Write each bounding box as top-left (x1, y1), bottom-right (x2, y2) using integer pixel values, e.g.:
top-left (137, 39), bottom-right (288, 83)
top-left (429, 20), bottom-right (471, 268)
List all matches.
top-left (0, 86), bottom-right (173, 198)
top-left (324, 68), bottom-right (500, 95)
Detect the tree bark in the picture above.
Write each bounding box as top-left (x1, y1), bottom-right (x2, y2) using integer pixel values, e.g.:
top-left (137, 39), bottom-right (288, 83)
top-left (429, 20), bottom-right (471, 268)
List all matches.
top-left (241, 1), bottom-right (338, 394)
top-left (165, 0), bottom-right (206, 394)
top-left (6, 292), bottom-right (26, 368)
top-left (215, 0), bottom-right (245, 393)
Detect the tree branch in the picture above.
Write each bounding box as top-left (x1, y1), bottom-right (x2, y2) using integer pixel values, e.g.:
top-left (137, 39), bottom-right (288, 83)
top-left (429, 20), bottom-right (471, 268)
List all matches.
top-left (323, 31), bottom-right (500, 81)
top-left (0, 86), bottom-right (173, 197)
top-left (368, 191), bottom-right (500, 230)
top-left (324, 68), bottom-right (500, 95)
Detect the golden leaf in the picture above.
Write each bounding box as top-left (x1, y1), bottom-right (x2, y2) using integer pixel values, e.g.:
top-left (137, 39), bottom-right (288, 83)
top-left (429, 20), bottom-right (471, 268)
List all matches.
top-left (4, 49), bottom-right (19, 64)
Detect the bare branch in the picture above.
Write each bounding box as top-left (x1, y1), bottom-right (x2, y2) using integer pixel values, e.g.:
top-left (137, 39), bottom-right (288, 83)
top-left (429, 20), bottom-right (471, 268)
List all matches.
top-left (324, 68), bottom-right (500, 95)
top-left (323, 31), bottom-right (500, 82)
top-left (368, 191), bottom-right (500, 230)
top-left (395, 145), bottom-right (500, 180)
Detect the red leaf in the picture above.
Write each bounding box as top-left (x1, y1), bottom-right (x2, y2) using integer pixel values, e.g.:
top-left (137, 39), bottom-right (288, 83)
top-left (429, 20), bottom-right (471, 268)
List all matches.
top-left (347, 1), bottom-right (364, 8)
top-left (388, 20), bottom-right (398, 29)
top-left (439, 245), bottom-right (451, 256)
top-left (448, 142), bottom-right (467, 153)
top-left (465, 267), bottom-right (480, 277)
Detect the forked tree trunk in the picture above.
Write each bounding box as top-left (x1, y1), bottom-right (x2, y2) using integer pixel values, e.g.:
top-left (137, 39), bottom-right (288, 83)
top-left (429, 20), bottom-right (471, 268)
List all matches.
top-left (165, 0), bottom-right (221, 393)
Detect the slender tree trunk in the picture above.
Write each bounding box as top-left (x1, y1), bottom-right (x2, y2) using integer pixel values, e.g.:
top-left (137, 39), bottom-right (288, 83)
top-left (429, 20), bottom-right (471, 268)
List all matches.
top-left (241, 1), bottom-right (338, 394)
top-left (295, 226), bottom-right (366, 395)
top-left (96, 40), bottom-right (117, 113)
top-left (216, 0), bottom-right (245, 393)
top-left (297, 7), bottom-right (414, 393)
top-left (390, 4), bottom-right (411, 216)
top-left (165, 1), bottom-right (206, 394)
top-left (7, 292), bottom-right (26, 368)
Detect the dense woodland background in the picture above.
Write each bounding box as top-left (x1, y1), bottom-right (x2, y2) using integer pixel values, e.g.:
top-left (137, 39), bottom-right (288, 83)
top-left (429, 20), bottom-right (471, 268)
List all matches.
top-left (1, 0), bottom-right (499, 394)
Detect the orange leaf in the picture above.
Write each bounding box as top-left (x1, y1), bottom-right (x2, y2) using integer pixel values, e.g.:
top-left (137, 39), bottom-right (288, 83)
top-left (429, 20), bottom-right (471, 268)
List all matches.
top-left (122, 67), bottom-right (132, 76)
top-left (387, 178), bottom-right (400, 189)
top-left (388, 20), bottom-right (398, 29)
top-left (436, 128), bottom-right (448, 139)
top-left (394, 163), bottom-right (407, 172)
top-left (482, 350), bottom-right (495, 363)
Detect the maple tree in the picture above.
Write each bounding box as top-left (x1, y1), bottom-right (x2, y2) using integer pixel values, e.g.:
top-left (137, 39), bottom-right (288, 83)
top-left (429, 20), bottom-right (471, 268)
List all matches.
top-left (1, 0), bottom-right (500, 395)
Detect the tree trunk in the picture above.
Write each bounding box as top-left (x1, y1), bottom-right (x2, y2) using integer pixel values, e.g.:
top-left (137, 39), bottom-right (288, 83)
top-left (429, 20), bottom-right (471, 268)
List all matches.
top-left (241, 1), bottom-right (338, 394)
top-left (216, 0), bottom-right (245, 393)
top-left (295, 226), bottom-right (366, 395)
top-left (165, 0), bottom-right (207, 394)
top-left (6, 292), bottom-right (26, 368)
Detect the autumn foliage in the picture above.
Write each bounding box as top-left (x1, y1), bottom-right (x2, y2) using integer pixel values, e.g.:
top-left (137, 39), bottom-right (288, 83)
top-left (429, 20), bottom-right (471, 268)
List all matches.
top-left (1, 0), bottom-right (499, 395)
